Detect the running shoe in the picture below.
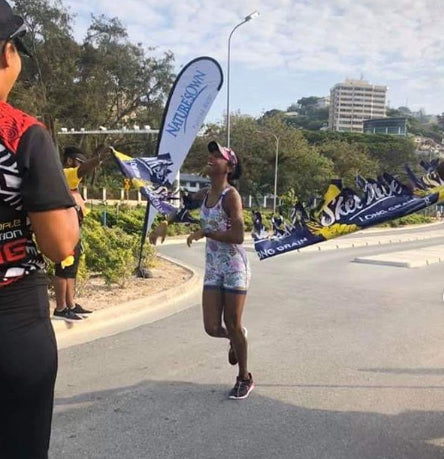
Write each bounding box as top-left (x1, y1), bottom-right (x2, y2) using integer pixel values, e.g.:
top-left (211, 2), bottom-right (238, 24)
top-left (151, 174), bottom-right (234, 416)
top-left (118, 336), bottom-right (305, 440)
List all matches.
top-left (228, 327), bottom-right (248, 366)
top-left (228, 373), bottom-right (255, 400)
top-left (53, 308), bottom-right (83, 322)
top-left (71, 303), bottom-right (93, 317)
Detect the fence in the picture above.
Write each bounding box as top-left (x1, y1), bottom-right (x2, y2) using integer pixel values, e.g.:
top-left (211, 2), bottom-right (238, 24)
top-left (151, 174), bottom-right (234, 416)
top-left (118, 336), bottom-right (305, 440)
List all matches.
top-left (81, 186), bottom-right (280, 209)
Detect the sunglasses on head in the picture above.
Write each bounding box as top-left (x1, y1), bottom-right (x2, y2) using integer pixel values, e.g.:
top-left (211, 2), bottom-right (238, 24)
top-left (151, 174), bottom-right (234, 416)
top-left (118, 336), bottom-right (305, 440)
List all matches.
top-left (10, 22), bottom-right (27, 40)
top-left (2, 22), bottom-right (31, 57)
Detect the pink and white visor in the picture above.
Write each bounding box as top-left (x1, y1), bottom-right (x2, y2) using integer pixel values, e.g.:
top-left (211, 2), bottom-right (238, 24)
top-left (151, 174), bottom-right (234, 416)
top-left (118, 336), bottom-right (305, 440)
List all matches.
top-left (207, 141), bottom-right (238, 166)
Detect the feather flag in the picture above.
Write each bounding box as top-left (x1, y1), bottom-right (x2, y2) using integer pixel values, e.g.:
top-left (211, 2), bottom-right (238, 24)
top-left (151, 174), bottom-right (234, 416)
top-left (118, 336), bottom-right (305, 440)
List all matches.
top-left (112, 56), bottom-right (223, 223)
top-left (112, 56), bottom-right (223, 275)
top-left (143, 56), bottom-right (223, 233)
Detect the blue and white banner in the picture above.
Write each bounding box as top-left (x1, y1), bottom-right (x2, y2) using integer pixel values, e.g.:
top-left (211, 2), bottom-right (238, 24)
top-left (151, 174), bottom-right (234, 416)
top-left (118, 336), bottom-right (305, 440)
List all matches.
top-left (145, 56), bottom-right (223, 231)
top-left (253, 165), bottom-right (443, 260)
top-left (156, 56), bottom-right (223, 182)
top-left (113, 56), bottom-right (223, 261)
top-left (112, 149), bottom-right (177, 216)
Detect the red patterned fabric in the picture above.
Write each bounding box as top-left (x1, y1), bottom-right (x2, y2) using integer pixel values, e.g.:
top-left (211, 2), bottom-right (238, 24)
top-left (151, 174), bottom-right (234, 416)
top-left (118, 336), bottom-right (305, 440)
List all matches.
top-left (0, 101), bottom-right (42, 153)
top-left (0, 102), bottom-right (45, 287)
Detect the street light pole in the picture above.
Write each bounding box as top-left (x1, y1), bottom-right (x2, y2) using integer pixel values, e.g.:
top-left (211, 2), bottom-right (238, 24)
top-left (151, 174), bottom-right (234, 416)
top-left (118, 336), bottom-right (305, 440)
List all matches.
top-left (226, 10), bottom-right (259, 148)
top-left (257, 130), bottom-right (280, 214)
top-left (273, 134), bottom-right (279, 214)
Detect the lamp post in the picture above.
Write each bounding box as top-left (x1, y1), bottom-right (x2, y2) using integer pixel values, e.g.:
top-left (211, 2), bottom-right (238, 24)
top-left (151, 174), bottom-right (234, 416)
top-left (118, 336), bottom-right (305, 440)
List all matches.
top-left (257, 131), bottom-right (280, 214)
top-left (226, 10), bottom-right (259, 148)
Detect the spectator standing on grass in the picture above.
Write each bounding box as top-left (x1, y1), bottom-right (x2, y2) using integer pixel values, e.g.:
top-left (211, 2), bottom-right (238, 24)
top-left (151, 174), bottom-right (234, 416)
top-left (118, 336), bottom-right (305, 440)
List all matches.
top-left (0, 1), bottom-right (80, 456)
top-left (53, 145), bottom-right (110, 322)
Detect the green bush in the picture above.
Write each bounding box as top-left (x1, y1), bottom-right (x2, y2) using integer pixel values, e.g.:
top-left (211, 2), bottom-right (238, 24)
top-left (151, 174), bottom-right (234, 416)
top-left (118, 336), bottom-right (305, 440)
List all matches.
top-left (383, 213), bottom-right (434, 227)
top-left (81, 217), bottom-right (156, 287)
top-left (74, 252), bottom-right (90, 295)
top-left (86, 204), bottom-right (146, 235)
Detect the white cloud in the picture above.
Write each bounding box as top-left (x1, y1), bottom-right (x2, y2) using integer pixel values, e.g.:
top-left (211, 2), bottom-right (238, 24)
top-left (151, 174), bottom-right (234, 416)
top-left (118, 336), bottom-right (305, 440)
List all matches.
top-left (62, 0), bottom-right (444, 114)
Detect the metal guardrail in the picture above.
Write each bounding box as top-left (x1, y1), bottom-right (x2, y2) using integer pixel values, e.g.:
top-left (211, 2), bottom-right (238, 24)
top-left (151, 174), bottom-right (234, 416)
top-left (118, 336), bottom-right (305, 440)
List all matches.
top-left (58, 129), bottom-right (159, 135)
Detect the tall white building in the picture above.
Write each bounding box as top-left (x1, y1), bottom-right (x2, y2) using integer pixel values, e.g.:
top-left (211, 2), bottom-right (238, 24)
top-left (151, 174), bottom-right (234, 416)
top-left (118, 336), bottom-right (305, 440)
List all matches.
top-left (328, 79), bottom-right (387, 132)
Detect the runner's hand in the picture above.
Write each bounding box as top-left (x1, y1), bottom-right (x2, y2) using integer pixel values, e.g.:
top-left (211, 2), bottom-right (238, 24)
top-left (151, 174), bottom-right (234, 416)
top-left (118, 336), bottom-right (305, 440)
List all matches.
top-left (187, 229), bottom-right (204, 247)
top-left (149, 221), bottom-right (168, 245)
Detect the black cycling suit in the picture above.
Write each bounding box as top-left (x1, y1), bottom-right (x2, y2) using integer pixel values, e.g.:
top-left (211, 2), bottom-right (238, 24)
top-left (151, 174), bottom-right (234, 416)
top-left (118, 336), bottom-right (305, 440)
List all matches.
top-left (0, 101), bottom-right (74, 458)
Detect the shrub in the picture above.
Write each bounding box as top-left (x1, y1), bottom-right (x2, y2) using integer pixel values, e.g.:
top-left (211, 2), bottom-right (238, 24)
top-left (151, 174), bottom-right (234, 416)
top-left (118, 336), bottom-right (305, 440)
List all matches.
top-left (384, 213), bottom-right (434, 227)
top-left (81, 217), bottom-right (156, 287)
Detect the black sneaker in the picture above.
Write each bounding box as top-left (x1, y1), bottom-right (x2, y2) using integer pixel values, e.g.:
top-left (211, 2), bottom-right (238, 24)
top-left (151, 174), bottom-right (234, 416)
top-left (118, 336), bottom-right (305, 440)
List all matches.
top-left (228, 327), bottom-right (247, 366)
top-left (53, 308), bottom-right (83, 323)
top-left (228, 373), bottom-right (254, 400)
top-left (71, 303), bottom-right (93, 316)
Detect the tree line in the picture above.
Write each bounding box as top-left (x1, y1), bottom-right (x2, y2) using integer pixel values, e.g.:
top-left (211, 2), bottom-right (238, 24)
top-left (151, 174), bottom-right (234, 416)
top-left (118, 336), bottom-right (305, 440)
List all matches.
top-left (10, 0), bottom-right (429, 204)
top-left (184, 113), bottom-right (418, 203)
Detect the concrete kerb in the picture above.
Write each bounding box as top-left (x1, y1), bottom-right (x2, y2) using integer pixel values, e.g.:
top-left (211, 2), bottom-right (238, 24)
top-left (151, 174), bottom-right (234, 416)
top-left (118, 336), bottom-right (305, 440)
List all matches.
top-left (53, 254), bottom-right (202, 350)
top-left (353, 244), bottom-right (444, 269)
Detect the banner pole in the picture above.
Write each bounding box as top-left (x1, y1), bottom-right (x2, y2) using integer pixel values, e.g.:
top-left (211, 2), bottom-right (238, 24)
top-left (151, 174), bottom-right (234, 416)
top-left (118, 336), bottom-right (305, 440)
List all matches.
top-left (136, 201), bottom-right (151, 277)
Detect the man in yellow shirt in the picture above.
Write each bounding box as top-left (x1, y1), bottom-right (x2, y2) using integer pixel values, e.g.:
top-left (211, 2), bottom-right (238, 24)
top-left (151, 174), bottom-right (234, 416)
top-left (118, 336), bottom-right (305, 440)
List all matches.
top-left (53, 146), bottom-right (109, 321)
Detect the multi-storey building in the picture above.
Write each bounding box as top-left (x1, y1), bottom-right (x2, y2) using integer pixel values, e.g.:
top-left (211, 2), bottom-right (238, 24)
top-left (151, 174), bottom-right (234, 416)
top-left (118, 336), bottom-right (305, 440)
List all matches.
top-left (328, 79), bottom-right (387, 132)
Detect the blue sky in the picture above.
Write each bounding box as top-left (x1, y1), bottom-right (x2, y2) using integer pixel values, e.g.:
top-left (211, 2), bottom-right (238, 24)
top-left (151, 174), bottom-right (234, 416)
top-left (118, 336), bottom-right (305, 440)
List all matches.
top-left (63, 0), bottom-right (444, 123)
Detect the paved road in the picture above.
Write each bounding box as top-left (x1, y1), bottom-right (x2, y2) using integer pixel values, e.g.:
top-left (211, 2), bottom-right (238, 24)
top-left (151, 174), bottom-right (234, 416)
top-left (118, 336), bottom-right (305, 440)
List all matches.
top-left (52, 232), bottom-right (444, 458)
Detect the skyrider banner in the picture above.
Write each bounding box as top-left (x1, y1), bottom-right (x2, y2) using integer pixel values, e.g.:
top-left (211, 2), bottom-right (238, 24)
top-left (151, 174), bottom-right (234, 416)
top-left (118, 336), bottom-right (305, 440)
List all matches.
top-left (253, 165), bottom-right (443, 260)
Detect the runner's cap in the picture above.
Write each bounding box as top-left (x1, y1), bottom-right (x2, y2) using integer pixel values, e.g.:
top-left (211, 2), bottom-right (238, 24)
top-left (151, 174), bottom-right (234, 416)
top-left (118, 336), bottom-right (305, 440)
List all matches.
top-left (207, 141), bottom-right (238, 166)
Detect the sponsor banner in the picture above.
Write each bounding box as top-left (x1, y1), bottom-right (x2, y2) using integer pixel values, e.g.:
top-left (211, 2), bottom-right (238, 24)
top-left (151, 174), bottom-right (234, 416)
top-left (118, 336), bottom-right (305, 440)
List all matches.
top-left (254, 227), bottom-right (325, 261)
top-left (317, 177), bottom-right (439, 229)
top-left (112, 57), bottom-right (223, 267)
top-left (254, 166), bottom-right (443, 260)
top-left (156, 56), bottom-right (223, 181)
top-left (144, 56), bottom-right (223, 235)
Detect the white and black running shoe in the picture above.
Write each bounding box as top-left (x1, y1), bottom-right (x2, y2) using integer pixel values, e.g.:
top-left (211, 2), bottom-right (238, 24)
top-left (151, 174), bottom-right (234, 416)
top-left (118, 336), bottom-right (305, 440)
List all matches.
top-left (71, 303), bottom-right (92, 317)
top-left (53, 308), bottom-right (83, 322)
top-left (228, 373), bottom-right (255, 400)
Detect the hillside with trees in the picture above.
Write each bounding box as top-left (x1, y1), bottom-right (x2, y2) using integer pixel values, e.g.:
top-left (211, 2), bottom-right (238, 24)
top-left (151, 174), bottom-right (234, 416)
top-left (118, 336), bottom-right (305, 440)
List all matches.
top-left (9, 0), bottom-right (442, 204)
top-left (12, 0), bottom-right (175, 161)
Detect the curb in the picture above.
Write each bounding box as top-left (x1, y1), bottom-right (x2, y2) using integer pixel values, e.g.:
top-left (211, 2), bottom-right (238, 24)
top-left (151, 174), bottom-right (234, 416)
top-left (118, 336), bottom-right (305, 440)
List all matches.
top-left (52, 255), bottom-right (202, 350)
top-left (353, 221), bottom-right (443, 234)
top-left (353, 244), bottom-right (444, 269)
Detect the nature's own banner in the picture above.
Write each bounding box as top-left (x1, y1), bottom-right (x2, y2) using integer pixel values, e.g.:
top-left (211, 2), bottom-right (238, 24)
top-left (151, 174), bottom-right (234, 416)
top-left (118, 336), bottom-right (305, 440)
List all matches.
top-left (156, 56), bottom-right (223, 180)
top-left (253, 163), bottom-right (444, 261)
top-left (146, 56), bottom-right (223, 231)
top-left (112, 56), bottom-right (222, 218)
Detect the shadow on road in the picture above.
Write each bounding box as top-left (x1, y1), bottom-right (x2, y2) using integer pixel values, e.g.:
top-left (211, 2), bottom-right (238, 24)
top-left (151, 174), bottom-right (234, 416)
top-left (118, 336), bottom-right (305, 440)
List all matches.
top-left (52, 379), bottom-right (444, 459)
